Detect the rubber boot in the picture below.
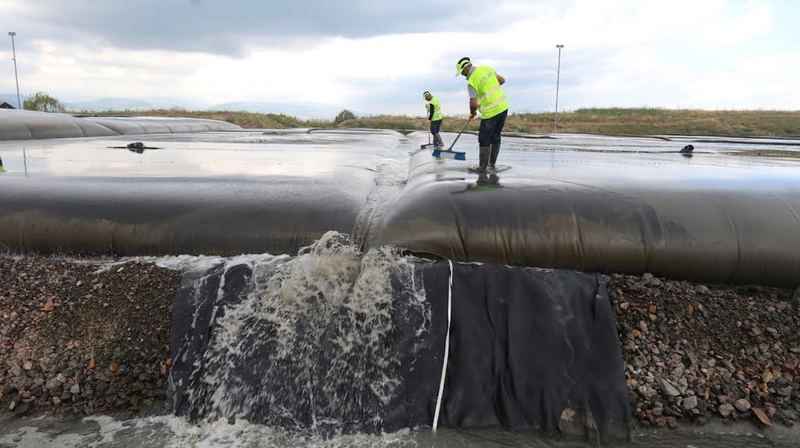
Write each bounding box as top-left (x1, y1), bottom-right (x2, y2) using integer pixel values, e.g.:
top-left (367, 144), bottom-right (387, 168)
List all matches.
top-left (434, 133), bottom-right (444, 148)
top-left (489, 142), bottom-right (501, 170)
top-left (478, 145), bottom-right (490, 173)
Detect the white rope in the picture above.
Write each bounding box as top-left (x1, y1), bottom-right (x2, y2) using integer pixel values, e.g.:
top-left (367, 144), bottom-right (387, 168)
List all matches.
top-left (432, 259), bottom-right (454, 432)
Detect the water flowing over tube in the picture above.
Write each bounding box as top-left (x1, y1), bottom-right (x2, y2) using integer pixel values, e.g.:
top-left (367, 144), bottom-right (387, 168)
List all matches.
top-left (168, 242), bottom-right (631, 438)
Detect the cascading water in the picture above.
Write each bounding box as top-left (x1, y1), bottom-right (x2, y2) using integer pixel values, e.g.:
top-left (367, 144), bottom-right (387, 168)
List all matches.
top-left (169, 232), bottom-right (431, 435)
top-left (167, 232), bottom-right (633, 442)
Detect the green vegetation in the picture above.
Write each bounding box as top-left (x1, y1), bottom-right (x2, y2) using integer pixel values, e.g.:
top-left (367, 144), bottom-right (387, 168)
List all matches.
top-left (25, 92), bottom-right (65, 113)
top-left (70, 108), bottom-right (800, 138)
top-left (506, 108), bottom-right (800, 137)
top-left (334, 109), bottom-right (356, 124)
top-left (78, 109), bottom-right (327, 129)
top-left (334, 109), bottom-right (800, 137)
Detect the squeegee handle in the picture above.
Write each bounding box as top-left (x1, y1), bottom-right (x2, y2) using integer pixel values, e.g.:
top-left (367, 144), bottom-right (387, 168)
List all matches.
top-left (446, 117), bottom-right (472, 151)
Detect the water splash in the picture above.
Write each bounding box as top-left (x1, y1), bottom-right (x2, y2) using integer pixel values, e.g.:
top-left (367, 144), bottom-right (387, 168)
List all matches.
top-left (173, 232), bottom-right (430, 434)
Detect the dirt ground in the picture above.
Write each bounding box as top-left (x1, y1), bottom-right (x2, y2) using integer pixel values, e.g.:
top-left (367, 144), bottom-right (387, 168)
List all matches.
top-left (0, 256), bottom-right (178, 416)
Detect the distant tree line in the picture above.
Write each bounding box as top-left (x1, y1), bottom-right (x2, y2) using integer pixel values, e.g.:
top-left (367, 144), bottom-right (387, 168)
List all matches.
top-left (24, 92), bottom-right (65, 113)
top-left (334, 109), bottom-right (356, 124)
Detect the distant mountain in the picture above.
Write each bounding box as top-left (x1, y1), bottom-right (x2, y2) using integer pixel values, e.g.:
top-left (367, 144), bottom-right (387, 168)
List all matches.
top-left (207, 101), bottom-right (341, 120)
top-left (1, 93), bottom-right (344, 119)
top-left (65, 98), bottom-right (157, 112)
top-left (65, 96), bottom-right (213, 112)
top-left (0, 93), bottom-right (26, 108)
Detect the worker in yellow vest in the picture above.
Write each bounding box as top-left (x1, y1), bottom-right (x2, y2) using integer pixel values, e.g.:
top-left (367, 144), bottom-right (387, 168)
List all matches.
top-left (456, 57), bottom-right (509, 173)
top-left (423, 91), bottom-right (444, 148)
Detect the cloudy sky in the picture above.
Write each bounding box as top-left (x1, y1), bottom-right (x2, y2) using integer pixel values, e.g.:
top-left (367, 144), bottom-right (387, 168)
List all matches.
top-left (1, 0), bottom-right (798, 117)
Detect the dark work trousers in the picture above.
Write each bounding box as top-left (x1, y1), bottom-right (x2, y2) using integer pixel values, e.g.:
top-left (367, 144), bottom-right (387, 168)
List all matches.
top-left (478, 109), bottom-right (508, 147)
top-left (430, 119), bottom-right (444, 147)
top-left (478, 109), bottom-right (508, 168)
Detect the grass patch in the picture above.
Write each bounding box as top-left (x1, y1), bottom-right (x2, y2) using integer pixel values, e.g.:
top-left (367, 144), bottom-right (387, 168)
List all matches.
top-left (71, 108), bottom-right (800, 138)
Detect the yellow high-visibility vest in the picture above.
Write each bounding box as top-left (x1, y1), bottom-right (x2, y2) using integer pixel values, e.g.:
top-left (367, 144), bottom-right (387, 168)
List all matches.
top-left (467, 66), bottom-right (509, 119)
top-left (427, 96), bottom-right (444, 121)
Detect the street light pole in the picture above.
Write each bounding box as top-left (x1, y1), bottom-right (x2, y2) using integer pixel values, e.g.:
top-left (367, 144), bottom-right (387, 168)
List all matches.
top-left (554, 44), bottom-right (564, 133)
top-left (8, 32), bottom-right (21, 110)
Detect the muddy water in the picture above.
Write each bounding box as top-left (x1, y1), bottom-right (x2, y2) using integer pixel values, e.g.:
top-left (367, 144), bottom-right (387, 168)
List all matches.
top-left (0, 414), bottom-right (797, 447)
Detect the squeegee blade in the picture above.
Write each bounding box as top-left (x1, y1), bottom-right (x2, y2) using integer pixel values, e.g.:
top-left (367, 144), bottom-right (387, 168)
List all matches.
top-left (432, 149), bottom-right (466, 160)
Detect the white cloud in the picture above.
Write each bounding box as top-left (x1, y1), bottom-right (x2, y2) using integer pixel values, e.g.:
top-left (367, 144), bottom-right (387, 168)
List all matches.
top-left (0, 0), bottom-right (796, 115)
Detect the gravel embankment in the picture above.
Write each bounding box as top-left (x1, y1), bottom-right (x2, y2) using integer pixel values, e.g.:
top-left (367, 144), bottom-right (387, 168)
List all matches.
top-left (0, 256), bottom-right (178, 416)
top-left (611, 273), bottom-right (799, 428)
top-left (2, 255), bottom-right (799, 432)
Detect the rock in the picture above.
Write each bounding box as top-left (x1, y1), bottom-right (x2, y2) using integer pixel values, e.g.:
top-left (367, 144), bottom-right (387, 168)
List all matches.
top-left (22, 361), bottom-right (33, 371)
top-left (8, 400), bottom-right (16, 411)
top-left (638, 385), bottom-right (657, 399)
top-left (70, 384), bottom-right (80, 395)
top-left (661, 379), bottom-right (681, 397)
top-left (766, 327), bottom-right (779, 337)
top-left (638, 321), bottom-right (649, 333)
top-left (734, 399), bottom-right (751, 413)
top-left (778, 386), bottom-right (792, 397)
top-left (696, 285), bottom-right (711, 295)
top-left (45, 378), bottom-right (61, 391)
top-left (753, 408), bottom-right (772, 427)
top-left (558, 408), bottom-right (581, 435)
top-left (652, 402), bottom-right (664, 416)
top-left (9, 363), bottom-right (22, 377)
top-left (682, 396), bottom-right (698, 410)
top-left (719, 403), bottom-right (735, 417)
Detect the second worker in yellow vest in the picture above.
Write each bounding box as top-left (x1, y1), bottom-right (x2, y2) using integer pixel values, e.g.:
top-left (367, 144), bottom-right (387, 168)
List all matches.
top-left (423, 91), bottom-right (444, 148)
top-left (456, 56), bottom-right (509, 174)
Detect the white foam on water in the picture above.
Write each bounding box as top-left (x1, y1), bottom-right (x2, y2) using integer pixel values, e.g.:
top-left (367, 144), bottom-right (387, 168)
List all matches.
top-left (150, 415), bottom-right (418, 448)
top-left (188, 231), bottom-right (429, 429)
top-left (0, 415), bottom-right (419, 448)
top-left (0, 425), bottom-right (85, 448)
top-left (352, 158), bottom-right (408, 248)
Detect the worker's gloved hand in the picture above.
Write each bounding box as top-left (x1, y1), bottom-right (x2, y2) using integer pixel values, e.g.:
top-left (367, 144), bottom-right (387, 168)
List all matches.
top-left (469, 111), bottom-right (477, 120)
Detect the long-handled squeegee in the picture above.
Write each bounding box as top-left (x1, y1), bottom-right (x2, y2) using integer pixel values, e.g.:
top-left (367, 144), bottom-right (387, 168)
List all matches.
top-left (432, 118), bottom-right (470, 161)
top-left (420, 133), bottom-right (434, 149)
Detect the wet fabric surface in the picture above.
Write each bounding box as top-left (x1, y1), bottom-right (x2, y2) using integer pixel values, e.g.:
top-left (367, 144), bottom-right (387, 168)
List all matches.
top-left (0, 110), bottom-right (239, 140)
top-left (379, 146), bottom-right (800, 287)
top-left (169, 254), bottom-right (630, 439)
top-left (2, 124), bottom-right (800, 285)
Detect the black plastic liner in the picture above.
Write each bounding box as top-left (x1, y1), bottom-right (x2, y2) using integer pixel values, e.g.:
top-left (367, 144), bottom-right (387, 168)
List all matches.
top-left (169, 259), bottom-right (630, 439)
top-left (0, 110), bottom-right (239, 140)
top-left (0, 177), bottom-right (364, 255)
top-left (378, 151), bottom-right (800, 287)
